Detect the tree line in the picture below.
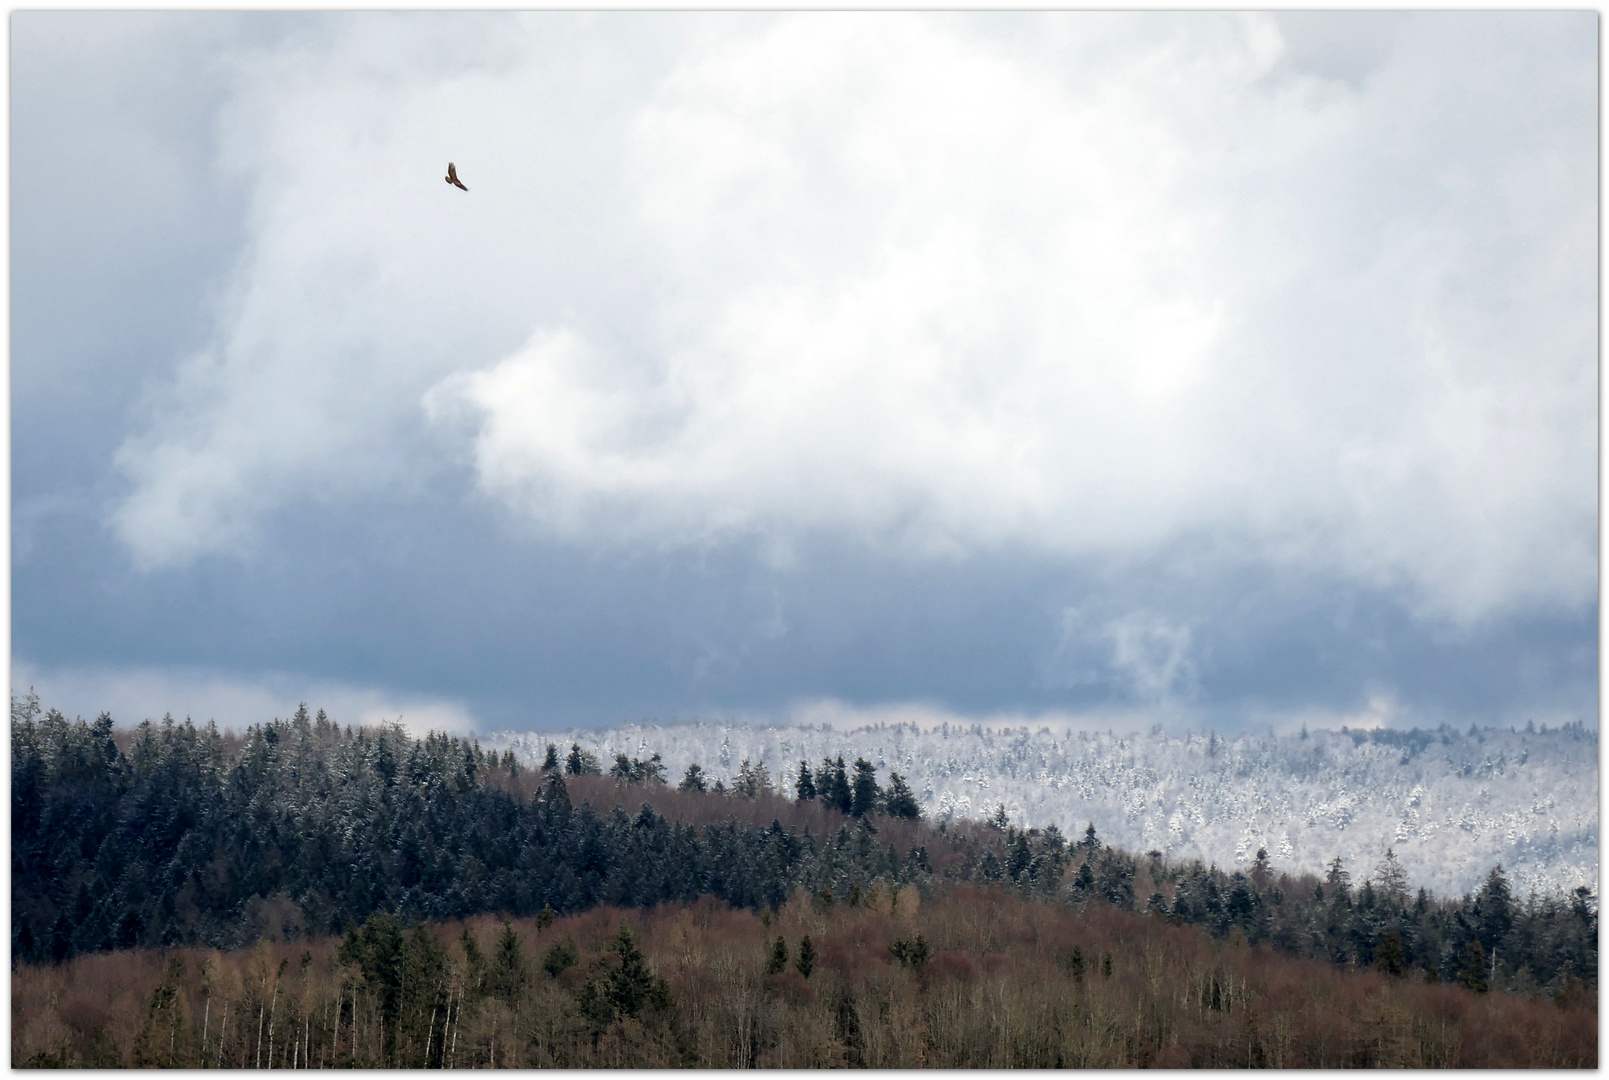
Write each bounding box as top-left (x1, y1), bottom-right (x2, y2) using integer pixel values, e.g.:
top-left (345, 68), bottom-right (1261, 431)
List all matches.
top-left (558, 738), bottom-right (920, 818)
top-left (11, 694), bottom-right (1595, 1004)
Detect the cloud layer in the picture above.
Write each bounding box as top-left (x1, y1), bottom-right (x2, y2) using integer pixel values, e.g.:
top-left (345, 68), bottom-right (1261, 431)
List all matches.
top-left (111, 13), bottom-right (1596, 628)
top-left (12, 658), bottom-right (476, 737)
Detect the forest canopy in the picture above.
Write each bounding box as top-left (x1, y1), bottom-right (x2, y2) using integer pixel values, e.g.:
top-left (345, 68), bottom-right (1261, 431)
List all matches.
top-left (11, 694), bottom-right (1595, 1004)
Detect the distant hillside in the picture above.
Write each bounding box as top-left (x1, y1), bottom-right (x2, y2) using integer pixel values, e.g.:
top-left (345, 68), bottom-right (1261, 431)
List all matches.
top-left (486, 721), bottom-right (1598, 898)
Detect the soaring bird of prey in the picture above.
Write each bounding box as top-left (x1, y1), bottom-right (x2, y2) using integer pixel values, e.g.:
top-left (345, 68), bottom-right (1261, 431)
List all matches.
top-left (445, 162), bottom-right (468, 191)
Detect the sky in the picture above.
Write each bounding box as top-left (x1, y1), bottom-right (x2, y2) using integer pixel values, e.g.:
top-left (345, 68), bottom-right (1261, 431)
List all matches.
top-left (10, 11), bottom-right (1599, 736)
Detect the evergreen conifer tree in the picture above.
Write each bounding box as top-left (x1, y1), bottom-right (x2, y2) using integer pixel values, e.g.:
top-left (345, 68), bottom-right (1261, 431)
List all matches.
top-left (1251, 847), bottom-right (1273, 886)
top-left (1008, 830), bottom-right (1033, 880)
top-left (401, 926), bottom-right (448, 1062)
top-left (490, 922), bottom-right (529, 1004)
top-left (883, 772), bottom-right (920, 818)
top-left (1326, 856), bottom-right (1351, 891)
top-left (542, 769), bottom-right (572, 815)
top-left (850, 758), bottom-right (881, 817)
top-left (339, 914), bottom-right (405, 1060)
top-left (604, 925), bottom-right (670, 1017)
top-left (795, 935), bottom-right (816, 978)
top-left (890, 933), bottom-right (930, 968)
top-left (734, 758), bottom-right (771, 798)
top-left (542, 936), bottom-right (580, 978)
top-left (566, 743), bottom-right (600, 776)
top-left (795, 760), bottom-right (816, 801)
top-left (1375, 930), bottom-right (1407, 976)
top-left (1475, 864), bottom-right (1514, 951)
top-left (765, 935), bottom-right (788, 975)
top-left (1374, 848), bottom-right (1409, 904)
top-left (638, 752), bottom-right (667, 784)
top-left (1457, 940), bottom-right (1490, 992)
top-left (679, 763), bottom-right (708, 791)
top-left (821, 756), bottom-right (852, 814)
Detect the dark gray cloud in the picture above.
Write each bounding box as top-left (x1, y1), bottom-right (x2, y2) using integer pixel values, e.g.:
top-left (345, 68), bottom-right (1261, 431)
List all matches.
top-left (11, 12), bottom-right (1597, 734)
top-left (13, 486), bottom-right (1595, 731)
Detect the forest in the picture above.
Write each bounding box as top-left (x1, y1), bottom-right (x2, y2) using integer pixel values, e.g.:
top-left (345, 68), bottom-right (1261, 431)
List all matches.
top-left (12, 885), bottom-right (1597, 1068)
top-left (11, 697), bottom-right (1598, 1067)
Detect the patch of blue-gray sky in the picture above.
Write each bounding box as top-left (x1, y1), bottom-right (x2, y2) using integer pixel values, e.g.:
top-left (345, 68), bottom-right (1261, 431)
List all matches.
top-left (11, 12), bottom-right (1597, 735)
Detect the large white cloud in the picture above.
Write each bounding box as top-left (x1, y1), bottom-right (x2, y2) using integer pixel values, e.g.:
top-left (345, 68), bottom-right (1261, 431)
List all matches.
top-left (113, 12), bottom-right (1596, 623)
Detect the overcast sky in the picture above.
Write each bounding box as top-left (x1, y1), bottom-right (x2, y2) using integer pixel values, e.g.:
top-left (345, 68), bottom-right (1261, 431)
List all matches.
top-left (11, 11), bottom-right (1598, 736)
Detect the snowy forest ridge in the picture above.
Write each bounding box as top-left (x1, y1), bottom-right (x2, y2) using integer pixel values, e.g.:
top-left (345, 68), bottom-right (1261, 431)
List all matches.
top-left (482, 721), bottom-right (1598, 898)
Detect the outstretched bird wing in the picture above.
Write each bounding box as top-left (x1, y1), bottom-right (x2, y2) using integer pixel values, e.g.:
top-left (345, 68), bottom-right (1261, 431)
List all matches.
top-left (445, 162), bottom-right (468, 191)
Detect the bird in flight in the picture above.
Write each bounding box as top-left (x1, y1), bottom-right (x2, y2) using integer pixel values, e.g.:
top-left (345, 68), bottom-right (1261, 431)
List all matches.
top-left (445, 162), bottom-right (468, 191)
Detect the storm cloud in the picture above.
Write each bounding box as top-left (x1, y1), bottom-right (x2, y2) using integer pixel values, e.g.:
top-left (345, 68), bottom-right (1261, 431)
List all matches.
top-left (13, 12), bottom-right (1597, 733)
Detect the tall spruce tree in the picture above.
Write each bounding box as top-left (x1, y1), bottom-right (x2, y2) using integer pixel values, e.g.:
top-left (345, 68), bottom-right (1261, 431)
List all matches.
top-left (850, 758), bottom-right (881, 817)
top-left (490, 922), bottom-right (529, 1005)
top-left (795, 760), bottom-right (816, 801)
top-left (795, 935), bottom-right (816, 979)
top-left (821, 756), bottom-right (852, 814)
top-left (883, 772), bottom-right (920, 818)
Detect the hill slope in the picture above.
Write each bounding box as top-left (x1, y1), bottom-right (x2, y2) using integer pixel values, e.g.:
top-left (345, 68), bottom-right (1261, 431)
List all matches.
top-left (487, 721), bottom-right (1598, 897)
